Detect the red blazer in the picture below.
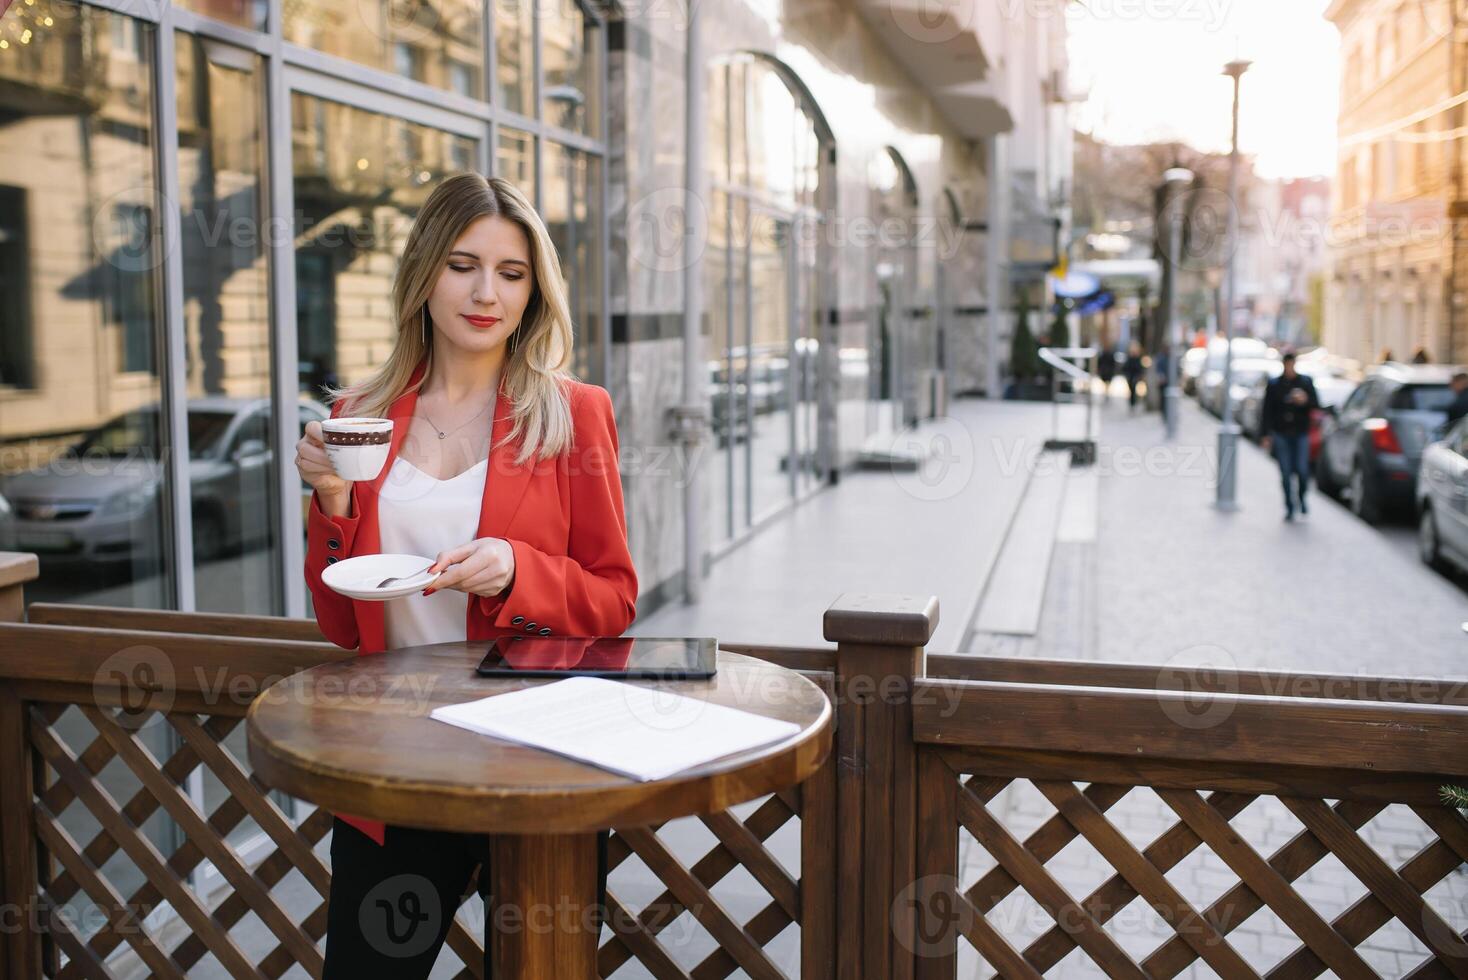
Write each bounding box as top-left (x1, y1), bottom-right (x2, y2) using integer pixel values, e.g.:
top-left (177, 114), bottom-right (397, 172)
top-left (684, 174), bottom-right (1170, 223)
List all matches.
top-left (305, 364), bottom-right (638, 843)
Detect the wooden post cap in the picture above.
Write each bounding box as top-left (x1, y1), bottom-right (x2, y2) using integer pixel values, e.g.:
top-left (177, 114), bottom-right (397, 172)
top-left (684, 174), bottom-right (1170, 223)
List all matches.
top-left (0, 553), bottom-right (39, 590)
top-left (822, 593), bottom-right (939, 647)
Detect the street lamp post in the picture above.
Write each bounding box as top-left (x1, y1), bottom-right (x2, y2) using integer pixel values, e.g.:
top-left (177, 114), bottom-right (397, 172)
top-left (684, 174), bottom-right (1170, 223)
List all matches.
top-left (1216, 57), bottom-right (1250, 511)
top-left (1163, 166), bottom-right (1193, 440)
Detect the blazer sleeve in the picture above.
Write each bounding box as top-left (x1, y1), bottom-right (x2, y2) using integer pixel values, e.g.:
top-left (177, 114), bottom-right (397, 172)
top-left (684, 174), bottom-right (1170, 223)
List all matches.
top-left (477, 384), bottom-right (638, 636)
top-left (304, 401), bottom-right (362, 650)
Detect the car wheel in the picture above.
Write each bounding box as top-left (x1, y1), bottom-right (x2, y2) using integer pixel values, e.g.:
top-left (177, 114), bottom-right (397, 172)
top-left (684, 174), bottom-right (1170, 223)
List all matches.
top-left (1314, 454), bottom-right (1338, 496)
top-left (1419, 506), bottom-right (1449, 572)
top-left (1349, 464), bottom-right (1382, 524)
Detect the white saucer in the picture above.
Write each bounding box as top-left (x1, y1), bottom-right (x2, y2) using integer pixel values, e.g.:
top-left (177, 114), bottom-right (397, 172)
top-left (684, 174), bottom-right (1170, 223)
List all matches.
top-left (321, 553), bottom-right (442, 601)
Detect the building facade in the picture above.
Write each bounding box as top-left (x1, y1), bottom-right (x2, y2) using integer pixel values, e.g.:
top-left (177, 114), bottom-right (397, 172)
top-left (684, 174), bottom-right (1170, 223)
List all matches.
top-left (1325, 0), bottom-right (1461, 367)
top-left (0, 0), bottom-right (1071, 620)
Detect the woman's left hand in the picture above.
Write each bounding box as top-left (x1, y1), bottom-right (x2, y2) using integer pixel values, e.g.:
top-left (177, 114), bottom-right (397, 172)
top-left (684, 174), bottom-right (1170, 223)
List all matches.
top-left (424, 538), bottom-right (515, 598)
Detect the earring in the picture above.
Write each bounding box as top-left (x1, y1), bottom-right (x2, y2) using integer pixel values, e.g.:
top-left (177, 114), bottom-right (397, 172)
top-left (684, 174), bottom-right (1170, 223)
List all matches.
top-left (421, 308), bottom-right (428, 347)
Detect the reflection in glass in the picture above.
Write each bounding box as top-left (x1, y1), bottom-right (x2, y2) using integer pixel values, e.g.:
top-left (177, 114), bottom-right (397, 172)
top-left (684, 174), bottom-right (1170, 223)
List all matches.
top-left (747, 210), bottom-right (790, 524)
top-left (704, 57), bottom-right (824, 537)
top-left (748, 65), bottom-right (796, 208)
top-left (0, 6), bottom-right (177, 928)
top-left (495, 0), bottom-right (533, 116)
top-left (497, 127), bottom-right (536, 207)
top-left (542, 142), bottom-right (602, 383)
top-left (706, 189), bottom-right (733, 546)
top-left (284, 0), bottom-right (483, 98)
top-left (176, 35), bottom-right (286, 616)
top-left (177, 0), bottom-right (267, 32)
top-left (541, 0), bottom-right (600, 136)
top-left (730, 197), bottom-right (750, 526)
top-left (291, 93), bottom-right (477, 402)
top-left (0, 6), bottom-right (171, 610)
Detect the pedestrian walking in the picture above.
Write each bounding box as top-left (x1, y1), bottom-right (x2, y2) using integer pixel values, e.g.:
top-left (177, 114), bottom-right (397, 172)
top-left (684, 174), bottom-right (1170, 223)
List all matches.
top-left (1097, 347), bottom-right (1117, 395)
top-left (1446, 371), bottom-right (1468, 428)
top-left (1154, 347), bottom-right (1172, 427)
top-left (1260, 351), bottom-right (1320, 522)
top-left (1122, 341), bottom-right (1145, 411)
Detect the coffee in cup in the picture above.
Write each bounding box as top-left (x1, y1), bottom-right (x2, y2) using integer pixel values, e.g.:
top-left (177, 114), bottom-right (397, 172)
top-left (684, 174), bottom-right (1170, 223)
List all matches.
top-left (321, 418), bottom-right (393, 481)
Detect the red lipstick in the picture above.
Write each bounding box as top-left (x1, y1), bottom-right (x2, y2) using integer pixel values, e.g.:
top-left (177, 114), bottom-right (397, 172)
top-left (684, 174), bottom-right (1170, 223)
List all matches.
top-left (462, 314), bottom-right (501, 329)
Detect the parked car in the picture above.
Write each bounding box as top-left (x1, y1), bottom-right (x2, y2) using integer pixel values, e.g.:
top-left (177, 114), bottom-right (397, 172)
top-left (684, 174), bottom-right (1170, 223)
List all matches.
top-left (1315, 363), bottom-right (1459, 523)
top-left (0, 397), bottom-right (328, 564)
top-left (1201, 356), bottom-right (1280, 418)
top-left (0, 489), bottom-right (13, 551)
top-left (1417, 417), bottom-right (1468, 575)
top-left (1195, 338), bottom-right (1276, 414)
top-left (1180, 346), bottom-right (1209, 395)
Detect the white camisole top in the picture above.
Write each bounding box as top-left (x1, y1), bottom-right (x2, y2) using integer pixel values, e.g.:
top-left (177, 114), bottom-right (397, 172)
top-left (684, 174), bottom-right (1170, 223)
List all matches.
top-left (378, 455), bottom-right (488, 650)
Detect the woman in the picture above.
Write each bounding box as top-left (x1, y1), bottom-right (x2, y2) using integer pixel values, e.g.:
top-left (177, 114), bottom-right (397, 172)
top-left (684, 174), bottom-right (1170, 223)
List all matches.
top-left (293, 173), bottom-right (637, 976)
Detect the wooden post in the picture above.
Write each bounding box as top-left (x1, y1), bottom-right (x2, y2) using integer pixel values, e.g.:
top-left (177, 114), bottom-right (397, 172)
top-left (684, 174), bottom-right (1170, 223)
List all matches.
top-left (825, 592), bottom-right (938, 980)
top-left (0, 554), bottom-right (39, 977)
top-left (0, 552), bottom-right (38, 624)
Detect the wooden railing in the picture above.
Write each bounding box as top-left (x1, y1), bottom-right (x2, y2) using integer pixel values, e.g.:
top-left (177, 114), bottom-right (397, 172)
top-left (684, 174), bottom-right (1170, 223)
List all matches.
top-left (2, 557), bottom-right (1467, 978)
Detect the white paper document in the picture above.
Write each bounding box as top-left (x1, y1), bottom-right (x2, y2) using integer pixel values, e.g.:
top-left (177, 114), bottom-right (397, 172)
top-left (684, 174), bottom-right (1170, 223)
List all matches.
top-left (429, 676), bottom-right (803, 781)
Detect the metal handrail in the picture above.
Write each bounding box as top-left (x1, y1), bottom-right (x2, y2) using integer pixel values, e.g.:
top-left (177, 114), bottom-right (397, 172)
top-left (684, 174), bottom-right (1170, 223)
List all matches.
top-left (1038, 346), bottom-right (1095, 382)
top-left (1039, 346), bottom-right (1097, 447)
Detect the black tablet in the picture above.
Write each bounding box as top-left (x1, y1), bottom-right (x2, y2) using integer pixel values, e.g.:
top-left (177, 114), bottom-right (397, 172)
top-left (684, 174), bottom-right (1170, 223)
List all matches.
top-left (475, 636), bottom-right (717, 679)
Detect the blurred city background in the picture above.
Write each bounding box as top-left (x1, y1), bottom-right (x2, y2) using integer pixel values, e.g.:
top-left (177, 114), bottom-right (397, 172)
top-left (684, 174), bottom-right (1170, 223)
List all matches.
top-left (5, 0), bottom-right (1468, 975)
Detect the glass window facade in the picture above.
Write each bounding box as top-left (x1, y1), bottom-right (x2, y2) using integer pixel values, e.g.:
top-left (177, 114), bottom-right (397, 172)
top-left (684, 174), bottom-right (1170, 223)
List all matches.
top-left (542, 141), bottom-right (601, 382)
top-left (0, 5), bottom-right (171, 609)
top-left (0, 0), bottom-right (606, 617)
top-left (541, 0), bottom-right (600, 137)
top-left (292, 93), bottom-right (478, 399)
top-left (705, 57), bottom-right (824, 546)
top-left (497, 127), bottom-right (537, 206)
top-left (495, 0), bottom-right (533, 116)
top-left (284, 0), bottom-right (484, 99)
top-left (175, 34), bottom-right (287, 616)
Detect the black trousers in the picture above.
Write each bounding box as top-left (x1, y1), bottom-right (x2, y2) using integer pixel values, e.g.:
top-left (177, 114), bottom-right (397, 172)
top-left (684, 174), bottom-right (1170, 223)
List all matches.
top-left (323, 817), bottom-right (610, 978)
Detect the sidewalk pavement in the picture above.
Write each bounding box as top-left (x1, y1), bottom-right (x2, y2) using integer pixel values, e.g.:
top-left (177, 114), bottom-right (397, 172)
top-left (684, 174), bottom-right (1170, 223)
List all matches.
top-left (1092, 392), bottom-right (1468, 677)
top-left (962, 389), bottom-right (1468, 979)
top-left (629, 397), bottom-right (1066, 652)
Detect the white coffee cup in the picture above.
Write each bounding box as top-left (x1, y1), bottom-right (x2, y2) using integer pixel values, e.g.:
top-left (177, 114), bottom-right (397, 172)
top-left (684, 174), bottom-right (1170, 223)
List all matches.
top-left (321, 418), bottom-right (393, 482)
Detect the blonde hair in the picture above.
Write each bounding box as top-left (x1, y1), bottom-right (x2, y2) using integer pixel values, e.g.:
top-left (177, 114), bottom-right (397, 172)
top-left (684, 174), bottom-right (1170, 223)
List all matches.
top-left (329, 173), bottom-right (576, 464)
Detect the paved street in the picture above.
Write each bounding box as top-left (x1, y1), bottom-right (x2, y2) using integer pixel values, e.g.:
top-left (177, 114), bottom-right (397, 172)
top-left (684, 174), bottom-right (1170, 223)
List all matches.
top-left (960, 391), bottom-right (1468, 978)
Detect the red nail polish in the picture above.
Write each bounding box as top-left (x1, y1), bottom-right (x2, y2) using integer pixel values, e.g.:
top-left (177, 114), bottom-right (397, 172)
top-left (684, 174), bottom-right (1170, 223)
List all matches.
top-left (422, 588), bottom-right (436, 597)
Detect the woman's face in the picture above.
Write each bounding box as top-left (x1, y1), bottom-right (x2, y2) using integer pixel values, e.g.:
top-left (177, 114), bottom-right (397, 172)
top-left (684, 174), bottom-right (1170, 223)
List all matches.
top-left (425, 214), bottom-right (535, 358)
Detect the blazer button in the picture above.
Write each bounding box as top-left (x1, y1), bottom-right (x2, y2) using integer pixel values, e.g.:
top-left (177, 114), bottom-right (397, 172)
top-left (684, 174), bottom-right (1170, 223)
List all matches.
top-left (325, 556), bottom-right (339, 565)
top-left (525, 622), bottom-right (537, 632)
top-left (327, 538), bottom-right (340, 551)
top-left (538, 627), bottom-right (551, 635)
top-left (511, 616), bottom-right (525, 625)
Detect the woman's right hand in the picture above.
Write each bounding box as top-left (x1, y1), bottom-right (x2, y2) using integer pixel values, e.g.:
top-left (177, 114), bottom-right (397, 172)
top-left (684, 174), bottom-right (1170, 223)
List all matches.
top-left (296, 421), bottom-right (352, 507)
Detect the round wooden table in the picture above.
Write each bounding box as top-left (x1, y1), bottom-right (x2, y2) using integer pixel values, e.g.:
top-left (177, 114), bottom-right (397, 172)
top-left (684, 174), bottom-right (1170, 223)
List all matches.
top-left (246, 642), bottom-right (832, 975)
